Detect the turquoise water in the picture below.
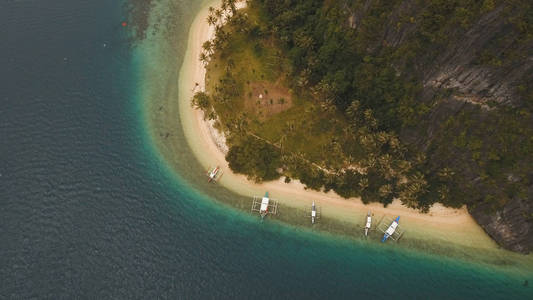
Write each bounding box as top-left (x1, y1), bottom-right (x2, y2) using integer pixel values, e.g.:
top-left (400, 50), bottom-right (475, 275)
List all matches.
top-left (1, 0), bottom-right (532, 298)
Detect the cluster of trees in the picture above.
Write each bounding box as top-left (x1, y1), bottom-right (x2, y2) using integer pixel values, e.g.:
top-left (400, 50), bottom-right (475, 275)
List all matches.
top-left (226, 135), bottom-right (282, 182)
top-left (194, 0), bottom-right (532, 212)
top-left (199, 0), bottom-right (241, 65)
top-left (193, 0), bottom-right (251, 127)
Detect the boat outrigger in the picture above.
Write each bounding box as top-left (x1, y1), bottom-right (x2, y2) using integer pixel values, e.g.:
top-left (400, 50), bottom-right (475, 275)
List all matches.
top-left (206, 166), bottom-right (222, 183)
top-left (251, 192), bottom-right (278, 219)
top-left (381, 216), bottom-right (400, 242)
top-left (364, 211), bottom-right (372, 236)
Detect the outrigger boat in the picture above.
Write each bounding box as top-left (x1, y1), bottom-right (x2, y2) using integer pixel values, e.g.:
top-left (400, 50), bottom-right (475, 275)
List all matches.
top-left (259, 192), bottom-right (270, 219)
top-left (381, 216), bottom-right (400, 242)
top-left (311, 201), bottom-right (317, 224)
top-left (206, 166), bottom-right (222, 183)
top-left (251, 191), bottom-right (279, 219)
top-left (364, 211), bottom-right (372, 236)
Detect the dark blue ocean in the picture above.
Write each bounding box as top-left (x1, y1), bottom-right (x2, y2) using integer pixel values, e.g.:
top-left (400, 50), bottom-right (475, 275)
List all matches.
top-left (1, 0), bottom-right (532, 298)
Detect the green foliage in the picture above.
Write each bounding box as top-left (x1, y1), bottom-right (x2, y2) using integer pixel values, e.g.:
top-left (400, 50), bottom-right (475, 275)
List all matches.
top-left (192, 91), bottom-right (211, 111)
top-left (423, 105), bottom-right (533, 209)
top-left (226, 135), bottom-right (282, 182)
top-left (332, 170), bottom-right (362, 198)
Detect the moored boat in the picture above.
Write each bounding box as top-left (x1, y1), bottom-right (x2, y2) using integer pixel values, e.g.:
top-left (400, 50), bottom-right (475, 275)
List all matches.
top-left (259, 192), bottom-right (270, 218)
top-left (311, 201), bottom-right (316, 224)
top-left (206, 166), bottom-right (222, 183)
top-left (381, 216), bottom-right (400, 242)
top-left (364, 211), bottom-right (372, 236)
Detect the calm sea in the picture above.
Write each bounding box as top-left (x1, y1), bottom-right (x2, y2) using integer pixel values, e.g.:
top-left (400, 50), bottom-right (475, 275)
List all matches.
top-left (1, 0), bottom-right (531, 298)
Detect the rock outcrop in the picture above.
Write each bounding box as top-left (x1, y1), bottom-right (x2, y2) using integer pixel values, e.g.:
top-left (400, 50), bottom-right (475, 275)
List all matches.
top-left (469, 187), bottom-right (533, 254)
top-left (372, 1), bottom-right (533, 252)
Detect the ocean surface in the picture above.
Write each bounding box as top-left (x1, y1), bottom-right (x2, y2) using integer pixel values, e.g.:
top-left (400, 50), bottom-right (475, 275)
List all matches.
top-left (1, 0), bottom-right (532, 298)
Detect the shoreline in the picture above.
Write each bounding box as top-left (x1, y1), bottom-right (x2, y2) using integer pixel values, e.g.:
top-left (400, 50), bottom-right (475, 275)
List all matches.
top-left (178, 1), bottom-right (503, 251)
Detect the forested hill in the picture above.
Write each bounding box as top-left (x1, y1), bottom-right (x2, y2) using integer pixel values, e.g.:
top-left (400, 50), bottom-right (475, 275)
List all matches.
top-left (195, 0), bottom-right (533, 252)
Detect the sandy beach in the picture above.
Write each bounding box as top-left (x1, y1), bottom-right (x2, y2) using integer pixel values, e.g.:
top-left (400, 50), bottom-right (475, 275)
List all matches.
top-left (178, 0), bottom-right (500, 250)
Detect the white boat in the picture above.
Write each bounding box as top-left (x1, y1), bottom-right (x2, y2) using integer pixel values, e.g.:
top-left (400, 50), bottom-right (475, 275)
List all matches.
top-left (260, 192), bottom-right (270, 218)
top-left (311, 201), bottom-right (317, 224)
top-left (364, 211), bottom-right (372, 236)
top-left (206, 166), bottom-right (221, 183)
top-left (251, 192), bottom-right (278, 219)
top-left (382, 216), bottom-right (400, 242)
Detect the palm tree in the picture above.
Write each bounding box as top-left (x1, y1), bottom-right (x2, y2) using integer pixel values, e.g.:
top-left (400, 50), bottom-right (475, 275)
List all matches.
top-left (359, 177), bottom-right (369, 190)
top-left (414, 152), bottom-right (426, 166)
top-left (221, 0), bottom-right (228, 12)
top-left (207, 15), bottom-right (216, 26)
top-left (376, 131), bottom-right (388, 146)
top-left (215, 9), bottom-right (223, 23)
top-left (378, 154), bottom-right (392, 168)
top-left (279, 134), bottom-right (287, 153)
top-left (364, 156), bottom-right (376, 168)
top-left (202, 40), bottom-right (213, 55)
top-left (378, 184), bottom-right (393, 198)
top-left (285, 121), bottom-right (295, 133)
top-left (214, 28), bottom-right (228, 50)
top-left (363, 109), bottom-right (377, 129)
top-left (227, 0), bottom-right (237, 14)
top-left (320, 99), bottom-right (335, 113)
top-left (359, 134), bottom-right (375, 149)
top-left (199, 52), bottom-right (209, 65)
top-left (236, 114), bottom-right (248, 132)
top-left (388, 135), bottom-right (401, 151)
top-left (342, 125), bottom-right (354, 138)
top-left (437, 185), bottom-right (450, 201)
top-left (297, 69), bottom-right (310, 87)
top-left (345, 100), bottom-right (360, 119)
top-left (395, 159), bottom-right (412, 175)
top-left (437, 167), bottom-right (455, 180)
top-left (399, 171), bottom-right (428, 208)
top-left (227, 58), bottom-right (235, 70)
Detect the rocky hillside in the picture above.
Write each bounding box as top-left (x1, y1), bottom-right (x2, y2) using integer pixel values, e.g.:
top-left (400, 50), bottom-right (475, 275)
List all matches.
top-left (469, 189), bottom-right (533, 253)
top-left (346, 0), bottom-right (533, 253)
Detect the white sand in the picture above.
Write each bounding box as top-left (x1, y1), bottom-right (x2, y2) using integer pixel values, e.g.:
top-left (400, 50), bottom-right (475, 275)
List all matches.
top-left (178, 0), bottom-right (498, 249)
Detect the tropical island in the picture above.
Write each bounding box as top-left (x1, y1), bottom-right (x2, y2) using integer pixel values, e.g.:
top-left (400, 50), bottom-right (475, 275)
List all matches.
top-left (188, 0), bottom-right (533, 253)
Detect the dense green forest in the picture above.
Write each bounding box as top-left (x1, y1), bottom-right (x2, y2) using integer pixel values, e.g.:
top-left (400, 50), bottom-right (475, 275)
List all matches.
top-left (193, 0), bottom-right (533, 213)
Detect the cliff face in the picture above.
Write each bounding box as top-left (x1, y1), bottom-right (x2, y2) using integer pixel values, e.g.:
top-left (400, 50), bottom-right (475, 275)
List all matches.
top-left (373, 1), bottom-right (533, 107)
top-left (413, 5), bottom-right (532, 253)
top-left (422, 6), bottom-right (532, 107)
top-left (469, 187), bottom-right (533, 254)
top-left (350, 1), bottom-right (533, 252)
